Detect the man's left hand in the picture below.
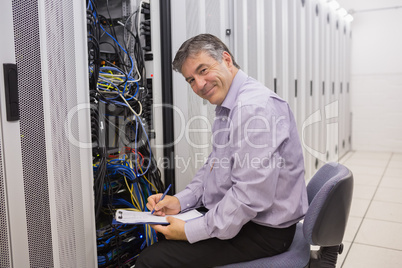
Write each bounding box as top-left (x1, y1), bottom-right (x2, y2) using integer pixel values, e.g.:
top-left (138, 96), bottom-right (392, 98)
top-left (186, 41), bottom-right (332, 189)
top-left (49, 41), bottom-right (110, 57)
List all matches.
top-left (151, 217), bottom-right (187, 241)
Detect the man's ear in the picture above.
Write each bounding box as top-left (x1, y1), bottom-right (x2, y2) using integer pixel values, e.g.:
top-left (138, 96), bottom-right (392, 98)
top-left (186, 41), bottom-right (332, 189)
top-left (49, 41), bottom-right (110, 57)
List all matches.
top-left (222, 51), bottom-right (233, 67)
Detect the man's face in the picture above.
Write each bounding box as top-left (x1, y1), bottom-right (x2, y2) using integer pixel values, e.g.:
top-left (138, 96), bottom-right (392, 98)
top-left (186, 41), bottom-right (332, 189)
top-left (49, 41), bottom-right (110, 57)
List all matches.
top-left (181, 51), bottom-right (235, 105)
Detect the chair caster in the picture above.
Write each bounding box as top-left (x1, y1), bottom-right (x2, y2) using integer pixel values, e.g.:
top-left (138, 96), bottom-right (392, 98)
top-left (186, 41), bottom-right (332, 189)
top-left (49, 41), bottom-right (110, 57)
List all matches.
top-left (309, 245), bottom-right (341, 268)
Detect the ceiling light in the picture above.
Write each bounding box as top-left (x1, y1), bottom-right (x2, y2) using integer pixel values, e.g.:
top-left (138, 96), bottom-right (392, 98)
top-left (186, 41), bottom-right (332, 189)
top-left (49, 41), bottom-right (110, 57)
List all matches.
top-left (344, 14), bottom-right (354, 22)
top-left (328, 1), bottom-right (340, 10)
top-left (337, 8), bottom-right (347, 16)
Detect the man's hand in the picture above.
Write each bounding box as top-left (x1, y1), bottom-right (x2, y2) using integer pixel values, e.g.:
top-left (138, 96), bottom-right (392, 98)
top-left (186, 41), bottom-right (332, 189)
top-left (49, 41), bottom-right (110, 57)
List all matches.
top-left (146, 194), bottom-right (181, 216)
top-left (151, 217), bottom-right (187, 241)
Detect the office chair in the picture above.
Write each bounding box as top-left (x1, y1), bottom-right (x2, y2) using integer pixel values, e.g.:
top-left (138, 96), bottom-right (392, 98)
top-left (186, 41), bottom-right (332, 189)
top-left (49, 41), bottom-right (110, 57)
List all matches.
top-left (222, 162), bottom-right (354, 268)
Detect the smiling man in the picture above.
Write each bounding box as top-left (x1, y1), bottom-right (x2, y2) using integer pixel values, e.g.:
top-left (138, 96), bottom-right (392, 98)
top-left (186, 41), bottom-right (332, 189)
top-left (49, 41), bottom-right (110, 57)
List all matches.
top-left (136, 34), bottom-right (308, 267)
top-left (182, 50), bottom-right (235, 105)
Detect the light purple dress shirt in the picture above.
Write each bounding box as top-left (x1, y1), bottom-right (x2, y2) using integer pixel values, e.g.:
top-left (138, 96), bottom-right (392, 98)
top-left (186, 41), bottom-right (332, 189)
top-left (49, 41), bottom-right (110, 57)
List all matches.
top-left (175, 70), bottom-right (308, 244)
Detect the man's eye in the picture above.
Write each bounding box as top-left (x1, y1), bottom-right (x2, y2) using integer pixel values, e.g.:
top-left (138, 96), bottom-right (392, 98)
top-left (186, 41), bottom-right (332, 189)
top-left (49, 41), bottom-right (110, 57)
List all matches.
top-left (200, 68), bottom-right (207, 74)
top-left (188, 79), bottom-right (194, 84)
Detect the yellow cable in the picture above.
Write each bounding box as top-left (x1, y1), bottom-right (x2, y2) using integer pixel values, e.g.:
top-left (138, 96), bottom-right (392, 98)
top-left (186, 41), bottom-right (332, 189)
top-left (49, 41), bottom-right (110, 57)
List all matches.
top-left (137, 182), bottom-right (144, 209)
top-left (124, 176), bottom-right (140, 210)
top-left (130, 184), bottom-right (139, 209)
top-left (127, 157), bottom-right (158, 194)
top-left (126, 158), bottom-right (145, 210)
top-left (119, 208), bottom-right (140, 212)
top-left (138, 164), bottom-right (158, 194)
top-left (105, 72), bottom-right (114, 90)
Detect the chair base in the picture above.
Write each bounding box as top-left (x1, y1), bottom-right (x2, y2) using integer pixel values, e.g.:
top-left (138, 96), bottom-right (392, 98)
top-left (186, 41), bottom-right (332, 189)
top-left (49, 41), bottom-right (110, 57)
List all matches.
top-left (309, 244), bottom-right (342, 268)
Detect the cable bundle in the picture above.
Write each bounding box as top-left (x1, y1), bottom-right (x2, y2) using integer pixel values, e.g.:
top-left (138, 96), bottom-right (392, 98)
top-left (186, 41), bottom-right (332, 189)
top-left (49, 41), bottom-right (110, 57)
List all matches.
top-left (86, 1), bottom-right (163, 266)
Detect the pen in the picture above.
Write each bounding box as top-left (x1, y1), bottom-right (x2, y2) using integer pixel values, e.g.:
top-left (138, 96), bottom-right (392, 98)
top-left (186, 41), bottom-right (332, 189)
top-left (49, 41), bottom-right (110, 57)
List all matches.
top-left (210, 162), bottom-right (215, 172)
top-left (151, 184), bottom-right (172, 214)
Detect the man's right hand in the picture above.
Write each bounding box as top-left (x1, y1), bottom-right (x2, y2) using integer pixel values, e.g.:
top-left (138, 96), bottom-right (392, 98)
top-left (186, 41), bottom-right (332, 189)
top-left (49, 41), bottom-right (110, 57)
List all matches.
top-left (146, 194), bottom-right (181, 216)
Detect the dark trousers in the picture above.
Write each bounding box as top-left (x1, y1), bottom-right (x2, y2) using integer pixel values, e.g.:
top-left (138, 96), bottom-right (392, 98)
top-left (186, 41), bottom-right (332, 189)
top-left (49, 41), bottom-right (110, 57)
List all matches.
top-left (135, 221), bottom-right (296, 268)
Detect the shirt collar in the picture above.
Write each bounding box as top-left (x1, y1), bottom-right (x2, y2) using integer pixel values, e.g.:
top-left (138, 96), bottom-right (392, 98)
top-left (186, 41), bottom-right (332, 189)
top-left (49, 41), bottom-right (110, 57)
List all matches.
top-left (216, 69), bottom-right (248, 113)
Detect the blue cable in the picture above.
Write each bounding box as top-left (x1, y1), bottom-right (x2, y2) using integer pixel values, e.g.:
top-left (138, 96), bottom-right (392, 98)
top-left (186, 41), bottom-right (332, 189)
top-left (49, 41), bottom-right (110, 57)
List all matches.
top-left (134, 116), bottom-right (139, 174)
top-left (99, 24), bottom-right (134, 93)
top-left (113, 197), bottom-right (135, 208)
top-left (126, 82), bottom-right (139, 100)
top-left (110, 164), bottom-right (137, 182)
top-left (134, 115), bottom-right (152, 176)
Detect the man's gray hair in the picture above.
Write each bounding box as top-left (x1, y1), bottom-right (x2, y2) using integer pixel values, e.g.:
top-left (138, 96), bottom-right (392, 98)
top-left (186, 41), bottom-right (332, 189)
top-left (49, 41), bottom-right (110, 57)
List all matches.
top-left (172, 34), bottom-right (240, 73)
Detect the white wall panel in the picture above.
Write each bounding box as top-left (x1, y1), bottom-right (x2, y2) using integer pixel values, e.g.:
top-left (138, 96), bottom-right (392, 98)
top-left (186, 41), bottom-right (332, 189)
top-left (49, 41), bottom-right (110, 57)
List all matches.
top-left (338, 17), bottom-right (346, 158)
top-left (171, 0), bottom-right (231, 191)
top-left (296, 0), bottom-right (309, 179)
top-left (264, 0), bottom-right (276, 92)
top-left (246, 0), bottom-right (258, 78)
top-left (333, 12), bottom-right (340, 162)
top-left (345, 22), bottom-right (352, 153)
top-left (312, 0), bottom-right (321, 172)
top-left (324, 3), bottom-right (332, 164)
top-left (302, 0), bottom-right (315, 179)
top-left (317, 0), bottom-right (325, 169)
top-left (275, 0), bottom-right (289, 101)
top-left (233, 0), bottom-right (247, 73)
top-left (296, 0), bottom-right (306, 137)
top-left (288, 0), bottom-right (298, 119)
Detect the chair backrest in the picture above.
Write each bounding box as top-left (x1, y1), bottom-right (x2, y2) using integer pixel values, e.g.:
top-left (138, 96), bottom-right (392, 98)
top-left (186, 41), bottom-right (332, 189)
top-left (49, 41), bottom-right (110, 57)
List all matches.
top-left (303, 163), bottom-right (353, 247)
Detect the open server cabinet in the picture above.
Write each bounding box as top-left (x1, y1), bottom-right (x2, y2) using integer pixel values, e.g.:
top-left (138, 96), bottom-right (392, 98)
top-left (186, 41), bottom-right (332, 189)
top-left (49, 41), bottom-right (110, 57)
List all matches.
top-left (0, 0), bottom-right (165, 267)
top-left (86, 0), bottom-right (167, 266)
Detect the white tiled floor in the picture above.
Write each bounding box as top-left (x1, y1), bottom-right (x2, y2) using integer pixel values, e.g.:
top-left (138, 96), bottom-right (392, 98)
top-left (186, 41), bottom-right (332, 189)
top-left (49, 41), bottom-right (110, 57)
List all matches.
top-left (336, 151), bottom-right (402, 268)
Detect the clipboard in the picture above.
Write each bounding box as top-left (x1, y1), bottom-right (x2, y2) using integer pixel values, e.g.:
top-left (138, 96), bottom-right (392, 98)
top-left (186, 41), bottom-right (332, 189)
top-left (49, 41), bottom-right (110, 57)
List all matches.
top-left (115, 209), bottom-right (203, 225)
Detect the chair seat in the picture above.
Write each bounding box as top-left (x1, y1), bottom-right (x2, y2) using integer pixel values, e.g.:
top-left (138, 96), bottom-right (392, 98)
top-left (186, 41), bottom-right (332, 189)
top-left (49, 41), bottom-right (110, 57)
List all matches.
top-left (221, 223), bottom-right (310, 268)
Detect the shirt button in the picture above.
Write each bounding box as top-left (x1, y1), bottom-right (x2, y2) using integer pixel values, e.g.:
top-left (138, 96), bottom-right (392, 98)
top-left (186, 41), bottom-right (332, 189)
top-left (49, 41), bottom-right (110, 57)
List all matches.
top-left (187, 204), bottom-right (190, 207)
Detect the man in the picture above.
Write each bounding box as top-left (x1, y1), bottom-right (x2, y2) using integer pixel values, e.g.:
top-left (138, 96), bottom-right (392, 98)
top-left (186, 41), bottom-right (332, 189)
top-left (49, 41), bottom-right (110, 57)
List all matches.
top-left (136, 34), bottom-right (308, 267)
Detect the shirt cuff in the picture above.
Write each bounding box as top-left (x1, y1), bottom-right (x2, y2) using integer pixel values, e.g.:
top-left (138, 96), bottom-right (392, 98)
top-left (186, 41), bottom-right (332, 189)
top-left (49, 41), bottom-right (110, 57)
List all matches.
top-left (185, 216), bottom-right (210, 244)
top-left (174, 188), bottom-right (197, 212)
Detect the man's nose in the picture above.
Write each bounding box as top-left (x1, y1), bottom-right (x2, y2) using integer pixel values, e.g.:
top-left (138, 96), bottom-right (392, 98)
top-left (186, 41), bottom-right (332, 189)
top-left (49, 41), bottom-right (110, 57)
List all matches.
top-left (193, 76), bottom-right (206, 91)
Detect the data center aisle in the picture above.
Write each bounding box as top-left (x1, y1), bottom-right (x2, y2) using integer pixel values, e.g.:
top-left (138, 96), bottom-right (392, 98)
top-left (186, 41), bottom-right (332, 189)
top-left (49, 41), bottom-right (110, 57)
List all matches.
top-left (335, 151), bottom-right (402, 267)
